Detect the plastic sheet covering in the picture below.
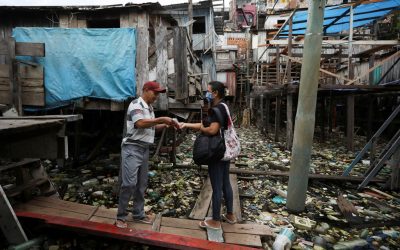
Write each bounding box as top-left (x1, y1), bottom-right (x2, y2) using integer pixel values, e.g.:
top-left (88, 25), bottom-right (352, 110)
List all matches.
top-left (281, 0), bottom-right (399, 35)
top-left (13, 28), bottom-right (136, 106)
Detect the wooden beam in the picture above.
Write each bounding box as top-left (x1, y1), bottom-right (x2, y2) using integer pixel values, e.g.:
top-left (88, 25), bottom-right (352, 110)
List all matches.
top-left (173, 164), bottom-right (387, 183)
top-left (281, 54), bottom-right (352, 83)
top-left (264, 39), bottom-right (399, 46)
top-left (0, 185), bottom-right (28, 245)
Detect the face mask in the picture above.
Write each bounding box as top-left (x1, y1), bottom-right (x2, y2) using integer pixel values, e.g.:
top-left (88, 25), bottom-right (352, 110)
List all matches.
top-left (205, 92), bottom-right (214, 103)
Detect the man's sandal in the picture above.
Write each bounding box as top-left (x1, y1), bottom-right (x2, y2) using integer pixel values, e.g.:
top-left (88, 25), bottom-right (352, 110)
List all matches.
top-left (115, 219), bottom-right (128, 228)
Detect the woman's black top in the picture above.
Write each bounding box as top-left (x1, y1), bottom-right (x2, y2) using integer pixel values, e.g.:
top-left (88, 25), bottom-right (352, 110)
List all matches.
top-left (205, 102), bottom-right (228, 130)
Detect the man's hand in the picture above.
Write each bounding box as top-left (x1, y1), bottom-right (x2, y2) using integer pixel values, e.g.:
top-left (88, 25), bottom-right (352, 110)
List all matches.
top-left (171, 118), bottom-right (181, 129)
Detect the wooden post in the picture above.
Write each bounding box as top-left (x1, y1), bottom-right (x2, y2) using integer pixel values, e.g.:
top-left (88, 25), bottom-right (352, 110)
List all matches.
top-left (276, 45), bottom-right (280, 85)
top-left (390, 147), bottom-right (400, 190)
top-left (347, 95), bottom-right (355, 151)
top-left (369, 54), bottom-right (375, 85)
top-left (286, 17), bottom-right (293, 150)
top-left (136, 13), bottom-right (149, 96)
top-left (260, 94), bottom-right (264, 133)
top-left (321, 97), bottom-right (326, 141)
top-left (265, 96), bottom-right (270, 134)
top-left (73, 120), bottom-right (82, 168)
top-left (367, 95), bottom-right (374, 141)
top-left (174, 27), bottom-right (188, 100)
top-left (274, 96), bottom-right (281, 142)
top-left (8, 38), bottom-right (21, 115)
top-left (155, 18), bottom-right (168, 110)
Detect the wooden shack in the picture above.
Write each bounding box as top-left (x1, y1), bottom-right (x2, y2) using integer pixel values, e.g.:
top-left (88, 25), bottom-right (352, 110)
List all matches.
top-left (0, 3), bottom-right (201, 113)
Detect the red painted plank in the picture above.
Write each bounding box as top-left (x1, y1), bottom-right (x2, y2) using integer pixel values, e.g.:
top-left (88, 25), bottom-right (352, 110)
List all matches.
top-left (17, 211), bottom-right (258, 250)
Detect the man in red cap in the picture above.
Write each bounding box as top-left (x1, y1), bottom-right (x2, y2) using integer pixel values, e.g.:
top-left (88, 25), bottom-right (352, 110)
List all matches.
top-left (116, 81), bottom-right (178, 228)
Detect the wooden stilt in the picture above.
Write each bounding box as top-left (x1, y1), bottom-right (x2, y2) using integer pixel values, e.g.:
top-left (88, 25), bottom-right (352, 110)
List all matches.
top-left (347, 95), bottom-right (354, 151)
top-left (367, 95), bottom-right (374, 141)
top-left (265, 96), bottom-right (270, 134)
top-left (391, 147), bottom-right (400, 190)
top-left (260, 95), bottom-right (264, 133)
top-left (321, 97), bottom-right (326, 141)
top-left (274, 96), bottom-right (281, 142)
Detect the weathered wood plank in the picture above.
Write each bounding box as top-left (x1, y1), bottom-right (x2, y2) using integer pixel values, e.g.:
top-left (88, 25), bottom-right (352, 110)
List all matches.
top-left (0, 90), bottom-right (11, 104)
top-left (136, 12), bottom-right (149, 96)
top-left (0, 115), bottom-right (82, 122)
top-left (14, 203), bottom-right (88, 220)
top-left (18, 64), bottom-right (43, 79)
top-left (128, 10), bottom-right (138, 27)
top-left (160, 226), bottom-right (207, 240)
top-left (0, 159), bottom-right (40, 172)
top-left (0, 64), bottom-right (8, 77)
top-left (77, 19), bottom-right (87, 28)
top-left (229, 174), bottom-right (242, 222)
top-left (90, 216), bottom-right (153, 231)
top-left (0, 40), bottom-right (8, 55)
top-left (15, 43), bottom-right (45, 57)
top-left (20, 79), bottom-right (43, 87)
top-left (224, 233), bottom-right (262, 247)
top-left (29, 197), bottom-right (94, 215)
top-left (155, 18), bottom-right (168, 110)
top-left (189, 177), bottom-right (212, 220)
top-left (152, 213), bottom-right (162, 232)
top-left (161, 217), bottom-right (201, 230)
top-left (0, 85), bottom-right (9, 90)
top-left (222, 223), bottom-right (272, 236)
top-left (59, 14), bottom-right (69, 28)
top-left (120, 11), bottom-right (130, 28)
top-left (21, 91), bottom-right (45, 106)
top-left (173, 27), bottom-right (188, 100)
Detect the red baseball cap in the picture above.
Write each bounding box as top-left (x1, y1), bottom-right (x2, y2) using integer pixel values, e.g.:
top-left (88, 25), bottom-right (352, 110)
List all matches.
top-left (143, 81), bottom-right (166, 93)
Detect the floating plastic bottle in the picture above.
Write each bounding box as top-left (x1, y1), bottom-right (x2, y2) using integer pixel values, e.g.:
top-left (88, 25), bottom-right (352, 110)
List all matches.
top-left (272, 228), bottom-right (295, 250)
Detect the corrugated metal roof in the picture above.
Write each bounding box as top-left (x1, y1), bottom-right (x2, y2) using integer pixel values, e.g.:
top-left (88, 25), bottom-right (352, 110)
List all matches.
top-left (280, 0), bottom-right (400, 35)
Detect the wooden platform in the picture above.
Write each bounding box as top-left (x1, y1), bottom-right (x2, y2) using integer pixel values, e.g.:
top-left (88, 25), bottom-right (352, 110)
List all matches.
top-left (0, 115), bottom-right (82, 159)
top-left (14, 196), bottom-right (272, 248)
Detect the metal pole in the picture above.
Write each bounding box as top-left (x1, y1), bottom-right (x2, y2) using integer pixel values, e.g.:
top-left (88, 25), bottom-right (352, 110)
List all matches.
top-left (287, 0), bottom-right (325, 212)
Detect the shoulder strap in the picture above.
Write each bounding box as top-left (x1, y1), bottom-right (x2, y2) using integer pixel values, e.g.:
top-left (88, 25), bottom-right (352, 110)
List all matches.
top-left (212, 106), bottom-right (225, 130)
top-left (220, 103), bottom-right (233, 128)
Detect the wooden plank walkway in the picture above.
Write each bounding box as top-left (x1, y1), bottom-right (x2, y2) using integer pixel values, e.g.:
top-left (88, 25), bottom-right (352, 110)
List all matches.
top-left (191, 174), bottom-right (242, 222)
top-left (14, 196), bottom-right (271, 248)
top-left (187, 173), bottom-right (270, 247)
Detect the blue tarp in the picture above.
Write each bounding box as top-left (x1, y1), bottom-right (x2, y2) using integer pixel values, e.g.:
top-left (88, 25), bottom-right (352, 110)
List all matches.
top-left (13, 28), bottom-right (136, 107)
top-left (281, 0), bottom-right (400, 35)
